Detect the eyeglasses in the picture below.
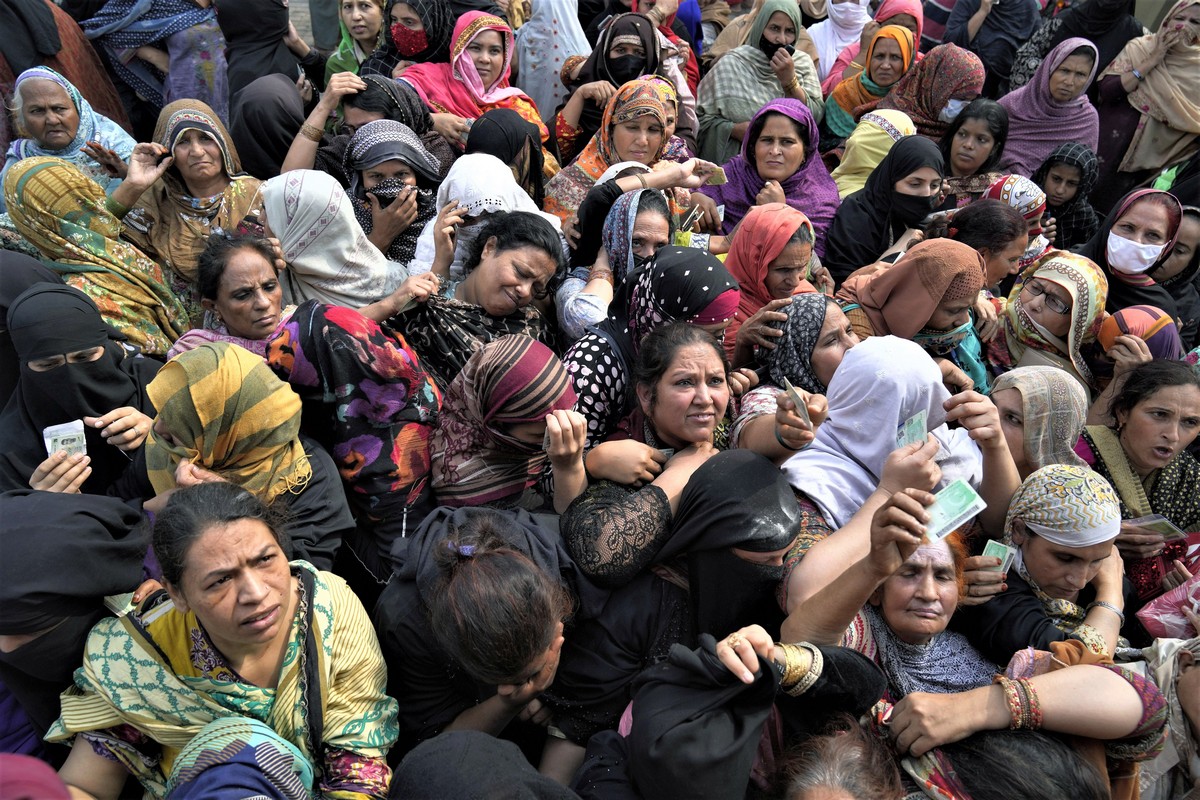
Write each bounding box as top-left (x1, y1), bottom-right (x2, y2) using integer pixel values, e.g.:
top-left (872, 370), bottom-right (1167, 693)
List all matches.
top-left (1024, 280), bottom-right (1071, 315)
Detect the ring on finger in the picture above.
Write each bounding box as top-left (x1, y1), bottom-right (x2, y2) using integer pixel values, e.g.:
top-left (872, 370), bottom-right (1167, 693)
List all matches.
top-left (725, 633), bottom-right (744, 649)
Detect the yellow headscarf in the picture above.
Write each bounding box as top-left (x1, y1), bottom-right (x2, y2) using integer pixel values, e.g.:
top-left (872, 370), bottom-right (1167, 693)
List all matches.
top-left (829, 109), bottom-right (916, 198)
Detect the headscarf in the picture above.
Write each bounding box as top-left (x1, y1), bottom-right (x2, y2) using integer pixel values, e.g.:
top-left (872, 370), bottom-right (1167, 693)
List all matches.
top-left (544, 80), bottom-right (668, 222)
top-left (1098, 305), bottom-right (1184, 360)
top-left (782, 336), bottom-right (983, 527)
top-left (997, 38), bottom-right (1100, 178)
top-left (3, 67), bottom-right (135, 202)
top-left (985, 174), bottom-right (1050, 271)
top-left (1140, 636), bottom-right (1200, 792)
top-left (829, 109), bottom-right (916, 199)
top-left (862, 604), bottom-right (999, 698)
top-left (261, 169), bottom-right (402, 308)
top-left (514, 0), bottom-right (591, 123)
top-left (764, 292), bottom-right (837, 394)
top-left (465, 108), bottom-right (547, 207)
top-left (600, 187), bottom-right (668, 284)
top-left (826, 25), bottom-right (916, 139)
top-left (2, 157), bottom-right (189, 356)
top-left (723, 203), bottom-right (816, 355)
top-left (698, 99), bottom-right (841, 254)
top-left (324, 0), bottom-right (385, 80)
top-left (1031, 143), bottom-right (1100, 250)
top-left (819, 0), bottom-right (925, 95)
top-left (1052, 0), bottom-right (1144, 76)
top-left (359, 0), bottom-right (454, 77)
top-left (1102, 0), bottom-right (1200, 173)
top-left (991, 366), bottom-right (1088, 472)
top-left (145, 342), bottom-right (311, 504)
top-left (995, 251), bottom-right (1108, 390)
top-left (808, 0), bottom-right (873, 81)
top-left (431, 335), bottom-right (576, 507)
top-left (875, 43), bottom-right (985, 139)
top-left (0, 253), bottom-right (63, 408)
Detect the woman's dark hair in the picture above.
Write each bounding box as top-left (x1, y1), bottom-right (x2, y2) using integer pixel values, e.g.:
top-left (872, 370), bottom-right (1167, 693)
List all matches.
top-left (924, 200), bottom-right (1026, 254)
top-left (344, 79), bottom-right (403, 117)
top-left (939, 99), bottom-right (1009, 175)
top-left (153, 483), bottom-right (290, 587)
top-left (634, 189), bottom-right (675, 239)
top-left (427, 509), bottom-right (573, 685)
top-left (1066, 45), bottom-right (1097, 66)
top-left (1108, 359), bottom-right (1200, 424)
top-left (463, 211), bottom-right (566, 279)
top-left (779, 715), bottom-right (903, 799)
top-left (946, 730), bottom-right (1109, 800)
top-left (634, 322), bottom-right (728, 409)
top-left (197, 235), bottom-right (278, 301)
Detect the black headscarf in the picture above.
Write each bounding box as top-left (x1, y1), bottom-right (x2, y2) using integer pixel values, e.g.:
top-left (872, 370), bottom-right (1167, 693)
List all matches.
top-left (212, 0), bottom-right (298, 97)
top-left (1051, 0), bottom-right (1144, 76)
top-left (823, 135), bottom-right (945, 284)
top-left (0, 0), bottom-right (61, 74)
top-left (228, 73), bottom-right (306, 180)
top-left (389, 731), bottom-right (580, 799)
top-left (359, 0), bottom-right (455, 78)
top-left (0, 252), bottom-right (63, 409)
top-left (466, 108), bottom-right (547, 207)
top-left (0, 284), bottom-right (158, 494)
top-left (1031, 142), bottom-right (1101, 250)
top-left (1153, 206), bottom-right (1200, 349)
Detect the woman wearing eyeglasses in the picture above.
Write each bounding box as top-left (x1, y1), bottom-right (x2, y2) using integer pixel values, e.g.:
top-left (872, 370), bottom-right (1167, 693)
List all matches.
top-left (986, 251), bottom-right (1109, 399)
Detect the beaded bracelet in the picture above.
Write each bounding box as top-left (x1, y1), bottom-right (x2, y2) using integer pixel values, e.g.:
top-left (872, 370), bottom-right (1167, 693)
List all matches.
top-left (996, 676), bottom-right (1024, 729)
top-left (787, 643), bottom-right (822, 697)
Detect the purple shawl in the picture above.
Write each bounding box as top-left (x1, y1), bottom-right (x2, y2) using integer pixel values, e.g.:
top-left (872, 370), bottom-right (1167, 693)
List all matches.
top-left (996, 38), bottom-right (1100, 177)
top-left (699, 99), bottom-right (841, 258)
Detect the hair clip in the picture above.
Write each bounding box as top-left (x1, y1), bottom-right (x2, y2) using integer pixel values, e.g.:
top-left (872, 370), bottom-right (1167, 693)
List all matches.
top-left (448, 542), bottom-right (475, 557)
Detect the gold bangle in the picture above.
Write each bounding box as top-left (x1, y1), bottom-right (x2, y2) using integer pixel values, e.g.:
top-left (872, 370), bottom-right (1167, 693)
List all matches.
top-left (782, 643), bottom-right (822, 697)
top-left (784, 77), bottom-right (802, 95)
top-left (299, 122), bottom-right (324, 143)
top-left (849, 61), bottom-right (865, 71)
top-left (636, 172), bottom-right (648, 190)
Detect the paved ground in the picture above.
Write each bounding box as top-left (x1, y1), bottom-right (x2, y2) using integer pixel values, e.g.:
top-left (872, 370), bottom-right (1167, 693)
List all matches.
top-left (289, 0), bottom-right (316, 47)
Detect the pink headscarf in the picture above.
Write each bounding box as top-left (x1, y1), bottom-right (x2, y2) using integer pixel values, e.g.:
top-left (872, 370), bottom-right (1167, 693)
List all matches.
top-left (819, 0), bottom-right (925, 96)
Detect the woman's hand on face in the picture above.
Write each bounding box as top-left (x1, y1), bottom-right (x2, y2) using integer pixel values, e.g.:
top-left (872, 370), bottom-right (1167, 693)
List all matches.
top-left (320, 71), bottom-right (367, 112)
top-left (578, 80), bottom-right (618, 106)
top-left (84, 407), bottom-right (152, 452)
top-left (432, 200), bottom-right (466, 264)
top-left (868, 487), bottom-right (934, 579)
top-left (959, 555), bottom-right (1006, 607)
top-left (264, 237), bottom-right (288, 271)
top-left (736, 297), bottom-right (791, 352)
top-left (82, 141), bottom-right (129, 179)
top-left (713, 624), bottom-right (778, 684)
top-left (935, 358), bottom-right (975, 395)
top-left (1115, 522), bottom-right (1166, 560)
top-left (688, 192), bottom-right (722, 233)
top-left (770, 47), bottom-right (796, 84)
top-left (728, 367), bottom-right (759, 397)
top-left (546, 409), bottom-right (587, 470)
top-left (1106, 334), bottom-right (1153, 382)
top-left (29, 451), bottom-right (91, 493)
top-left (755, 179), bottom-right (787, 206)
top-left (431, 112), bottom-right (472, 143)
top-left (125, 142), bottom-right (173, 189)
top-left (584, 439), bottom-right (669, 485)
top-left (174, 458), bottom-right (227, 488)
top-left (973, 292), bottom-right (1000, 342)
top-left (368, 186), bottom-right (420, 241)
top-left (879, 437), bottom-right (942, 495)
top-left (944, 391), bottom-right (1006, 451)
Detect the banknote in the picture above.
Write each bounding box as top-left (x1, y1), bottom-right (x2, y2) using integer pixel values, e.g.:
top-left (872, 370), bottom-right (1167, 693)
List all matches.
top-left (926, 479), bottom-right (987, 541)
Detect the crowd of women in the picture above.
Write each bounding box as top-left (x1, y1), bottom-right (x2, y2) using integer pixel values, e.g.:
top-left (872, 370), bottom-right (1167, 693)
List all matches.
top-left (0, 0), bottom-right (1198, 796)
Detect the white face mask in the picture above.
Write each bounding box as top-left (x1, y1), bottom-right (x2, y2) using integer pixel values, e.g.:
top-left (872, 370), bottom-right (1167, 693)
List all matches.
top-left (939, 98), bottom-right (971, 123)
top-left (1105, 231), bottom-right (1165, 275)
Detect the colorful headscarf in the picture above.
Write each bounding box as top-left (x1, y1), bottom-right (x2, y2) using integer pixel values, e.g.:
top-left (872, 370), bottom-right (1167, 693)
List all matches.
top-left (829, 110), bottom-right (916, 199)
top-left (601, 188), bottom-right (668, 284)
top-left (826, 25), bottom-right (916, 139)
top-left (875, 43), bottom-right (985, 139)
top-left (145, 342), bottom-right (311, 504)
top-left (431, 335), bottom-right (576, 507)
top-left (1098, 305), bottom-right (1184, 360)
top-left (764, 292), bottom-right (836, 394)
top-left (991, 366), bottom-right (1087, 473)
top-left (819, 0), bottom-right (925, 95)
top-left (984, 174), bottom-right (1046, 221)
top-left (1031, 142), bottom-right (1100, 250)
top-left (359, 0), bottom-right (454, 77)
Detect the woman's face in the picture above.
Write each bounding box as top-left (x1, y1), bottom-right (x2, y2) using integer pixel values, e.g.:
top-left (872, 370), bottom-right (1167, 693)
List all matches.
top-left (173, 128), bottom-right (226, 188)
top-left (949, 117), bottom-right (996, 178)
top-left (1018, 276), bottom-right (1073, 339)
top-left (18, 79), bottom-right (79, 150)
top-left (765, 241), bottom-right (812, 299)
top-left (809, 303), bottom-right (859, 388)
top-left (1157, 216), bottom-right (1200, 281)
top-left (894, 166), bottom-right (942, 197)
top-left (926, 291), bottom-right (974, 331)
top-left (389, 2), bottom-right (423, 30)
top-left (497, 621), bottom-right (564, 693)
top-left (884, 12), bottom-right (920, 36)
top-left (1116, 385), bottom-right (1200, 478)
top-left (467, 30), bottom-right (506, 87)
top-left (754, 114), bottom-right (805, 183)
top-left (469, 239), bottom-right (557, 317)
top-left (1170, 2), bottom-right (1200, 28)
top-left (26, 345), bottom-right (105, 373)
top-left (639, 343), bottom-right (730, 449)
top-left (608, 40), bottom-right (646, 59)
top-left (203, 247), bottom-right (283, 341)
top-left (612, 116), bottom-right (664, 165)
top-left (991, 387), bottom-right (1031, 478)
top-left (762, 11), bottom-right (798, 46)
top-left (1112, 198), bottom-right (1172, 246)
top-left (1013, 522), bottom-right (1114, 602)
top-left (869, 37), bottom-right (905, 88)
top-left (361, 158), bottom-right (417, 191)
top-left (341, 0), bottom-right (383, 47)
top-left (980, 234), bottom-right (1028, 286)
top-left (874, 539), bottom-right (958, 646)
top-left (1047, 54), bottom-right (1094, 103)
top-left (166, 518), bottom-right (295, 655)
top-left (1042, 163), bottom-right (1082, 209)
top-left (340, 106), bottom-right (386, 137)
top-left (630, 210), bottom-right (671, 261)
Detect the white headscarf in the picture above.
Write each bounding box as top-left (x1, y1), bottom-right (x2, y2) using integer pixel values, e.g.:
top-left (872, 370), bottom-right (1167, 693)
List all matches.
top-left (782, 336), bottom-right (983, 528)
top-left (808, 0), bottom-right (873, 81)
top-left (515, 0), bottom-right (591, 122)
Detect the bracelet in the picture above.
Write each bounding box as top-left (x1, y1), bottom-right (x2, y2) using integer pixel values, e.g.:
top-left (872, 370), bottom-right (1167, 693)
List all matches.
top-left (774, 425), bottom-right (803, 452)
top-left (996, 676), bottom-right (1024, 729)
top-left (588, 268), bottom-right (614, 285)
top-left (849, 60), bottom-right (865, 71)
top-left (1019, 678), bottom-right (1043, 730)
top-left (784, 643), bottom-right (822, 697)
top-left (1131, 67), bottom-right (1145, 81)
top-left (784, 77), bottom-right (802, 95)
top-left (776, 642), bottom-right (806, 687)
top-left (635, 172), bottom-right (648, 190)
top-left (1087, 600), bottom-right (1125, 625)
top-left (299, 122), bottom-right (324, 143)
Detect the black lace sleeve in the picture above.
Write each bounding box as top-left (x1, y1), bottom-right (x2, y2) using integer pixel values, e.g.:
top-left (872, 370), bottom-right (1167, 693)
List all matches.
top-left (561, 481), bottom-right (673, 588)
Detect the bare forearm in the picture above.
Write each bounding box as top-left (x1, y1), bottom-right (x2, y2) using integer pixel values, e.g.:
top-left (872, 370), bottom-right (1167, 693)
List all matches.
top-left (445, 694), bottom-right (520, 736)
top-left (109, 180), bottom-right (151, 215)
top-left (784, 489), bottom-right (891, 611)
top-left (966, 7), bottom-right (989, 41)
top-left (1032, 666), bottom-right (1144, 738)
top-left (976, 444), bottom-right (1019, 535)
top-left (781, 558), bottom-right (883, 644)
top-left (552, 464), bottom-right (587, 514)
top-left (737, 416), bottom-right (797, 465)
top-left (281, 101), bottom-right (334, 173)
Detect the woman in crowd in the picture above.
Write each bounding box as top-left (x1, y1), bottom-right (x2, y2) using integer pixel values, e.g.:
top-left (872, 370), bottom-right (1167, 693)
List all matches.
top-left (326, 0), bottom-right (387, 81)
top-left (823, 135), bottom-right (944, 284)
top-left (211, 0), bottom-right (302, 98)
top-left (828, 109), bottom-right (915, 199)
top-left (0, 254), bottom-right (63, 408)
top-left (874, 43), bottom-right (985, 140)
top-left (401, 12), bottom-right (549, 150)
top-left (1098, 305), bottom-right (1184, 363)
top-left (983, 174), bottom-right (1053, 274)
top-left (514, 0), bottom-right (590, 127)
top-left (49, 482), bottom-right (398, 799)
top-left (1074, 188), bottom-right (1183, 319)
top-left (465, 108), bottom-right (548, 208)
top-left (696, 0), bottom-right (823, 165)
top-left (359, 0), bottom-right (455, 79)
top-left (2, 157), bottom-right (188, 355)
top-left (819, 0), bottom-right (923, 96)
top-left (722, 203), bottom-right (817, 366)
top-left (1151, 205), bottom-right (1200, 349)
top-left (937, 98), bottom-right (1008, 210)
top-left (1092, 0), bottom-right (1200, 212)
top-left (630, 0), bottom-right (700, 93)
top-left (1075, 359), bottom-right (1200, 602)
top-left (808, 0), bottom-right (872, 82)
top-left (391, 210), bottom-right (563, 390)
top-left (1008, 0), bottom-right (1144, 92)
top-left (564, 246), bottom-right (739, 448)
top-left (922, 199), bottom-right (1028, 289)
top-left (430, 335), bottom-right (586, 513)
top-left (133, 341), bottom-right (355, 570)
top-left (1, 67), bottom-right (135, 212)
top-left (0, 284), bottom-right (159, 495)
top-left (942, 0), bottom-right (1039, 97)
top-left (822, 25), bottom-right (916, 145)
top-left (997, 40), bottom-right (1100, 179)
top-left (991, 365), bottom-right (1089, 480)
top-left (1033, 142), bottom-right (1102, 251)
top-left (694, 99), bottom-right (839, 253)
top-left (986, 252), bottom-right (1109, 395)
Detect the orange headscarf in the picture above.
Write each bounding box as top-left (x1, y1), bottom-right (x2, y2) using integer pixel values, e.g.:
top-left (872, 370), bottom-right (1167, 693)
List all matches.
top-left (830, 25), bottom-right (915, 122)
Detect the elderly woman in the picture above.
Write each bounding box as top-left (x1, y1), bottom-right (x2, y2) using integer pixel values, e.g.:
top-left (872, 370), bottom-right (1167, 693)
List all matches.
top-left (990, 366), bottom-right (1089, 481)
top-left (49, 482), bottom-right (398, 798)
top-left (829, 109), bottom-right (915, 199)
top-left (874, 43), bottom-right (985, 141)
top-left (823, 25), bottom-right (916, 144)
top-left (696, 0), bottom-right (824, 165)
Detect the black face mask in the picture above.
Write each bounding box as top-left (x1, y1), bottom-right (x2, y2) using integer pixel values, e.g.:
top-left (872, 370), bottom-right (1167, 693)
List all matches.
top-left (607, 54), bottom-right (646, 85)
top-left (757, 35), bottom-right (794, 60)
top-left (631, 251), bottom-right (652, 270)
top-left (891, 191), bottom-right (938, 227)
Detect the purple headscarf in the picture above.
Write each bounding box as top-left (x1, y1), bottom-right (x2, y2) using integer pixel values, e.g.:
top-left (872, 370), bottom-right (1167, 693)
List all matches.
top-left (699, 99), bottom-right (841, 258)
top-left (996, 38), bottom-right (1100, 177)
